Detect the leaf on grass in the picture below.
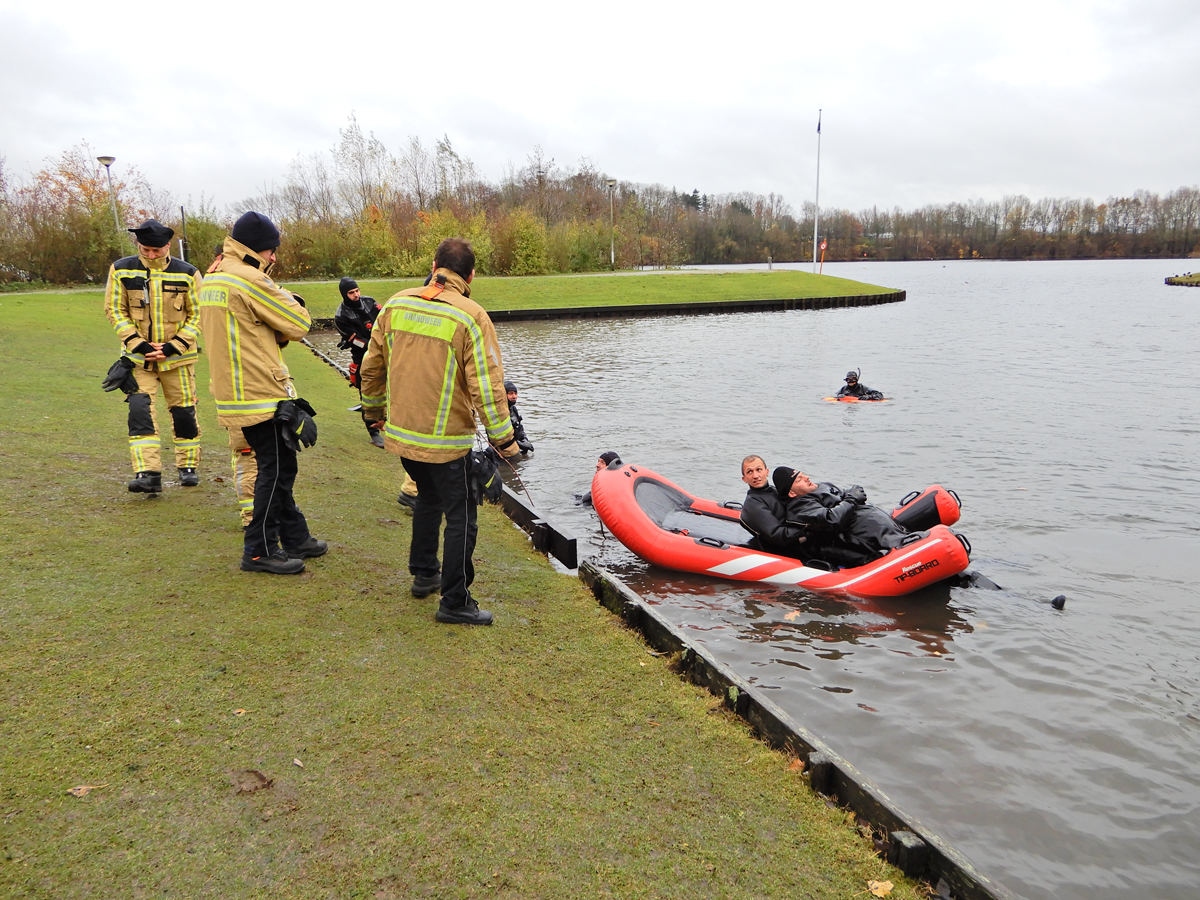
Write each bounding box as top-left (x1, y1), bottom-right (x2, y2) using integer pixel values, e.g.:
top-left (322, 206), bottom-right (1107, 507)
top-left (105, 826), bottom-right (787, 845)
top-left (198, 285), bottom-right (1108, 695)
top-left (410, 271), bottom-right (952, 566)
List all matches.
top-left (66, 784), bottom-right (108, 797)
top-left (231, 770), bottom-right (273, 794)
top-left (868, 879), bottom-right (894, 897)
top-left (639, 661), bottom-right (646, 667)
top-left (233, 709), bottom-right (246, 716)
top-left (787, 758), bottom-right (805, 773)
top-left (293, 758), bottom-right (305, 768)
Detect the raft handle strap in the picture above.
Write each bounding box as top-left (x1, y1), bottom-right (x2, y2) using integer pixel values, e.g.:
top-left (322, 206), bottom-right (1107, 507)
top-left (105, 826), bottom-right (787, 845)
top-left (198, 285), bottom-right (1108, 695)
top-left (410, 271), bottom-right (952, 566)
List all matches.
top-left (696, 536), bottom-right (728, 549)
top-left (900, 532), bottom-right (926, 546)
top-left (948, 489), bottom-right (962, 508)
top-left (720, 500), bottom-right (744, 510)
top-left (897, 490), bottom-right (921, 508)
top-left (955, 532), bottom-right (972, 557)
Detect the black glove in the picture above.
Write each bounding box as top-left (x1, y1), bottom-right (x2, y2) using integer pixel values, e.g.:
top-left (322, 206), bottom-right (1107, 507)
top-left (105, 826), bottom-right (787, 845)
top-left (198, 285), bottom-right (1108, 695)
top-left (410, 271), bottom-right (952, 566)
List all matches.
top-left (517, 439), bottom-right (535, 454)
top-left (275, 400), bottom-right (318, 452)
top-left (467, 447), bottom-right (504, 505)
top-left (842, 485), bottom-right (868, 505)
top-left (291, 293), bottom-right (306, 308)
top-left (293, 398), bottom-right (317, 418)
top-left (102, 357), bottom-right (138, 394)
top-left (161, 342), bottom-right (180, 357)
top-left (129, 340), bottom-right (156, 355)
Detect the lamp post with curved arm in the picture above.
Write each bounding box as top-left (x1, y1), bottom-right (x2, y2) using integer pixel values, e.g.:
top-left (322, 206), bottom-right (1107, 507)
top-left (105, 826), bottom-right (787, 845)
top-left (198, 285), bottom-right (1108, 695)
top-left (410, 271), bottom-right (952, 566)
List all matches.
top-left (97, 156), bottom-right (123, 246)
top-left (606, 179), bottom-right (617, 270)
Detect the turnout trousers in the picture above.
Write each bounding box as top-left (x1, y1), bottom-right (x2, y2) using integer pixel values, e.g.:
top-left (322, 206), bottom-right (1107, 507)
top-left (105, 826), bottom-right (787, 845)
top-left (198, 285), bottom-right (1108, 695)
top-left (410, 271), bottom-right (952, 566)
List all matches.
top-left (126, 364), bottom-right (202, 474)
top-left (241, 417), bottom-right (311, 557)
top-left (227, 427), bottom-right (257, 527)
top-left (401, 456), bottom-right (477, 609)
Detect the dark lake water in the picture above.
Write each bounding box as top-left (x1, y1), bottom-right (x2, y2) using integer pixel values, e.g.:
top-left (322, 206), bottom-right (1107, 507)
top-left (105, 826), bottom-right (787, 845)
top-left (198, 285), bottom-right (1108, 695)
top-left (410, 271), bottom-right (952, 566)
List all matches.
top-left (314, 259), bottom-right (1200, 899)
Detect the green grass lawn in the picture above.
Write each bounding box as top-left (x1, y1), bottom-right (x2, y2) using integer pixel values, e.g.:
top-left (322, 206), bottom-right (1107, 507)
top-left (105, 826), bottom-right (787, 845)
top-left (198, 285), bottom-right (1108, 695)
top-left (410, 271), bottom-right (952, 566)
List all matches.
top-left (0, 291), bottom-right (921, 899)
top-left (284, 270), bottom-right (898, 318)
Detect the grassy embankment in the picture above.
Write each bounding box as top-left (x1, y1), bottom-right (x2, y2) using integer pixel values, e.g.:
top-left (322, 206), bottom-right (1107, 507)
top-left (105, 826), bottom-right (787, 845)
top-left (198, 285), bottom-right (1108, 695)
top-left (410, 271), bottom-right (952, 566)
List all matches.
top-left (0, 290), bottom-right (921, 899)
top-left (285, 270), bottom-right (898, 318)
top-left (1166, 271), bottom-right (1200, 286)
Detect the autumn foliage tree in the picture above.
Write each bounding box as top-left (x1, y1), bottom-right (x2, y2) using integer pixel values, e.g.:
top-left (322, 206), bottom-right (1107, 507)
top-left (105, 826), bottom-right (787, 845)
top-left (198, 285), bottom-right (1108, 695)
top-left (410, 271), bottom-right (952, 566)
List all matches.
top-left (2, 121), bottom-right (1198, 286)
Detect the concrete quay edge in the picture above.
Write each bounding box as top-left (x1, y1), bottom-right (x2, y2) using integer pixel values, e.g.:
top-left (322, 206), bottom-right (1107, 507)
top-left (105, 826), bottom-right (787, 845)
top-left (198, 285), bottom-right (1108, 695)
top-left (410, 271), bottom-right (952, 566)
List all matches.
top-left (578, 559), bottom-right (1017, 900)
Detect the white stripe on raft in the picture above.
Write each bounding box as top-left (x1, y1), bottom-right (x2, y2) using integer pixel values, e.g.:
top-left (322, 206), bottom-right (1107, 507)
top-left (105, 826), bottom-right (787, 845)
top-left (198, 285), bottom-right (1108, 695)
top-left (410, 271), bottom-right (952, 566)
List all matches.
top-left (706, 555), bottom-right (780, 576)
top-left (759, 566), bottom-right (831, 586)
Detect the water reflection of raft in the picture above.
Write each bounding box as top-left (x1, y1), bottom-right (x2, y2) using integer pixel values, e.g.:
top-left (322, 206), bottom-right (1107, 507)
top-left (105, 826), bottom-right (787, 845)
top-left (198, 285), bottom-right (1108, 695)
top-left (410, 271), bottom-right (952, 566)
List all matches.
top-left (591, 463), bottom-right (971, 599)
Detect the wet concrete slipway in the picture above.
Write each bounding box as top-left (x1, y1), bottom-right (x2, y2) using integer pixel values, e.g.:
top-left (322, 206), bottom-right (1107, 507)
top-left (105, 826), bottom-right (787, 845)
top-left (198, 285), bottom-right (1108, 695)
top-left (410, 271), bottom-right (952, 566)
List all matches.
top-left (310, 259), bottom-right (1200, 900)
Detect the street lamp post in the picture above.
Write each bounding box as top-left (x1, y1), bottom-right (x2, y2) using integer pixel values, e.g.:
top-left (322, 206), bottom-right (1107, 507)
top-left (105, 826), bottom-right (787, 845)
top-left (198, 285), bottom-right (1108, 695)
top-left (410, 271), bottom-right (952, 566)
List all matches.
top-left (97, 156), bottom-right (122, 246)
top-left (606, 179), bottom-right (617, 270)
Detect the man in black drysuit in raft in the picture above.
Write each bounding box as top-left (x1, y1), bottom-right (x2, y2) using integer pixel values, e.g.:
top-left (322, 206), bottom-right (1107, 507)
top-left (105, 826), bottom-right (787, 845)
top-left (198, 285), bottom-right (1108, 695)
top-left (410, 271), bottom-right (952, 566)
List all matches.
top-left (836, 370), bottom-right (884, 400)
top-left (773, 466), bottom-right (911, 567)
top-left (738, 454), bottom-right (808, 559)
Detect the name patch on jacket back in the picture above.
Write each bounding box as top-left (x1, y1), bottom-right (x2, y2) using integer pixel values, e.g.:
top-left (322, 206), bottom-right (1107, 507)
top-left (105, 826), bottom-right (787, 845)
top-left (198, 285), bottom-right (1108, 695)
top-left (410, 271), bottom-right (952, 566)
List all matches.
top-left (397, 308), bottom-right (456, 342)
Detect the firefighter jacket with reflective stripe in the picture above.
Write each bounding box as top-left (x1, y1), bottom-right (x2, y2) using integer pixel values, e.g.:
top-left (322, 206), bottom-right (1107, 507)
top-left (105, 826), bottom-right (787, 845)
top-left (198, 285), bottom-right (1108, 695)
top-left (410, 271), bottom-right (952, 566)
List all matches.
top-left (104, 254), bottom-right (202, 372)
top-left (198, 236), bottom-right (311, 428)
top-left (358, 269), bottom-right (514, 463)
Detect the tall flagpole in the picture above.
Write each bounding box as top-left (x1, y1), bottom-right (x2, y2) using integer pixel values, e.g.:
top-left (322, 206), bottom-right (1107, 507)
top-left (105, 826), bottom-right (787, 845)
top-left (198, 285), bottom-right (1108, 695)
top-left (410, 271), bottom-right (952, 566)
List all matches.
top-left (812, 109), bottom-right (822, 273)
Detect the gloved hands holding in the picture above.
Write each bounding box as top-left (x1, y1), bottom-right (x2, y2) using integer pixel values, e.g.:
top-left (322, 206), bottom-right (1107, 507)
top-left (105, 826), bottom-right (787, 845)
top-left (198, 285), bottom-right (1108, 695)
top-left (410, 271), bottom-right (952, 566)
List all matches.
top-left (517, 439), bottom-right (535, 454)
top-left (842, 485), bottom-right (868, 505)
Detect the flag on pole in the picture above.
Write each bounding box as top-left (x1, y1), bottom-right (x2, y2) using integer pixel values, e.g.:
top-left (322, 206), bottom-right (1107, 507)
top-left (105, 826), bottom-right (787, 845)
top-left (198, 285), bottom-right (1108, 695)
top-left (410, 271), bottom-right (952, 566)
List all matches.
top-left (817, 112), bottom-right (822, 134)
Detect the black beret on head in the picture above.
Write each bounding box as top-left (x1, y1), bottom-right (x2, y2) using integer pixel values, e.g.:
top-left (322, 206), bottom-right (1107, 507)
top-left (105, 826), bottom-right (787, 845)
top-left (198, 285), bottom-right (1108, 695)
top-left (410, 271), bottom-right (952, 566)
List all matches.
top-left (339, 277), bottom-right (358, 300)
top-left (231, 211), bottom-right (281, 253)
top-left (773, 466), bottom-right (797, 496)
top-left (128, 219), bottom-right (174, 248)
top-left (599, 451), bottom-right (621, 467)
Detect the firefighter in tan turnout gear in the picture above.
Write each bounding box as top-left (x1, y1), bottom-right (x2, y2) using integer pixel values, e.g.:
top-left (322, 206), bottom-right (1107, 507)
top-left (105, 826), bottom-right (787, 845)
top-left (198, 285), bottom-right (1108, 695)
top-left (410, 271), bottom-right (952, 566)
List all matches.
top-left (359, 238), bottom-right (520, 625)
top-left (199, 211), bottom-right (327, 574)
top-left (103, 219), bottom-right (203, 493)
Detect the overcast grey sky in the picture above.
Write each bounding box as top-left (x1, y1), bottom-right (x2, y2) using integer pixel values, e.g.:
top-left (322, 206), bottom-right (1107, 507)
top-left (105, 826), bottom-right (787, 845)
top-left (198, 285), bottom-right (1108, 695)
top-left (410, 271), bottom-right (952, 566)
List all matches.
top-left (2, 0), bottom-right (1197, 215)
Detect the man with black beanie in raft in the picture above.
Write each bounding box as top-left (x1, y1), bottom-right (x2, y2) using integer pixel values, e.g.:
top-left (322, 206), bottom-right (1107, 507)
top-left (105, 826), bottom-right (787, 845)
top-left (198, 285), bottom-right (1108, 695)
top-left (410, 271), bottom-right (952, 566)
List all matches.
top-left (774, 467), bottom-right (908, 567)
top-left (199, 211), bottom-right (327, 574)
top-left (104, 218), bottom-right (204, 493)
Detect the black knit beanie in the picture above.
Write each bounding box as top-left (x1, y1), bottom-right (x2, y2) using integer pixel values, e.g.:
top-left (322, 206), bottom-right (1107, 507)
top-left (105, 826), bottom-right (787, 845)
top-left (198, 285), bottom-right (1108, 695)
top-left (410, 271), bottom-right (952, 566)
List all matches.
top-left (504, 379), bottom-right (517, 394)
top-left (599, 451), bottom-right (621, 467)
top-left (339, 277), bottom-right (359, 300)
top-left (231, 211), bottom-right (281, 252)
top-left (773, 467), bottom-right (797, 497)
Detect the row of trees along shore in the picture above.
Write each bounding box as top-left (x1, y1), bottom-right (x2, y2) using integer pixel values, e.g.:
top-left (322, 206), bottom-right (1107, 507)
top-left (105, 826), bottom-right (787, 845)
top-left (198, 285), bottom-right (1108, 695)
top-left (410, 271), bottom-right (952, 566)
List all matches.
top-left (2, 118), bottom-right (1199, 286)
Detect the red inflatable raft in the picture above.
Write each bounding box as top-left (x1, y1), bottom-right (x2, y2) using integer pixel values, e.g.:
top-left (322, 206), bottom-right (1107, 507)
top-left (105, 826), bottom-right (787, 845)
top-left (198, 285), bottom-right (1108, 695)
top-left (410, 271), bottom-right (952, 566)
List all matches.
top-left (591, 463), bottom-right (971, 599)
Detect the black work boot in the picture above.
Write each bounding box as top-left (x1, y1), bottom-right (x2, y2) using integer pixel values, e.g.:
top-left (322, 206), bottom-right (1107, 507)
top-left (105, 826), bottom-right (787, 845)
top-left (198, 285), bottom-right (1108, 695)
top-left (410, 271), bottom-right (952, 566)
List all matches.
top-left (436, 599), bottom-right (493, 626)
top-left (178, 468), bottom-right (199, 487)
top-left (411, 573), bottom-right (441, 598)
top-left (128, 471), bottom-right (163, 493)
top-left (283, 536), bottom-right (328, 559)
top-left (397, 492), bottom-right (419, 511)
top-left (240, 549), bottom-right (305, 575)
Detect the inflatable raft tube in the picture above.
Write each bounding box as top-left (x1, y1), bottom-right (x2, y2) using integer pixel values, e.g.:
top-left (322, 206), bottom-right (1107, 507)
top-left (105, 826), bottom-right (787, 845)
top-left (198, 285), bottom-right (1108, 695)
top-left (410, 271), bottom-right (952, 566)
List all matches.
top-left (891, 484), bottom-right (961, 531)
top-left (591, 462), bottom-right (971, 599)
top-left (823, 396), bottom-right (888, 403)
